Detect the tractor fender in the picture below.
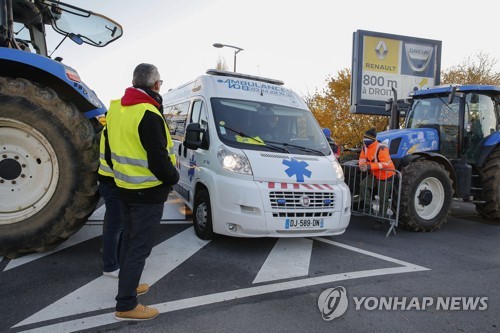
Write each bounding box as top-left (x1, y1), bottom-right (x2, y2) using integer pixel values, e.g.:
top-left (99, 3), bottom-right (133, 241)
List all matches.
top-left (0, 48), bottom-right (106, 118)
top-left (399, 152), bottom-right (457, 193)
top-left (476, 133), bottom-right (500, 167)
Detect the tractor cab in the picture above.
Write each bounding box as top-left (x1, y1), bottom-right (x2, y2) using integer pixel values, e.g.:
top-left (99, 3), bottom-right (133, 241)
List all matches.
top-left (405, 85), bottom-right (500, 164)
top-left (1, 0), bottom-right (122, 56)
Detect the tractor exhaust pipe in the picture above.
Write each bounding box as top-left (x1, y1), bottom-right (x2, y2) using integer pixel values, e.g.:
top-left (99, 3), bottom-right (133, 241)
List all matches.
top-left (385, 87), bottom-right (400, 130)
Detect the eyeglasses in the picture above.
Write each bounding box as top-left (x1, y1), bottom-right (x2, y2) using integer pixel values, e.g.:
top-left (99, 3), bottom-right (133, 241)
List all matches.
top-left (158, 80), bottom-right (163, 86)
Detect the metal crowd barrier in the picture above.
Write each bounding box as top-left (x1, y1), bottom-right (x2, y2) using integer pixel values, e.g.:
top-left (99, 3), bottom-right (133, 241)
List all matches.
top-left (341, 160), bottom-right (402, 237)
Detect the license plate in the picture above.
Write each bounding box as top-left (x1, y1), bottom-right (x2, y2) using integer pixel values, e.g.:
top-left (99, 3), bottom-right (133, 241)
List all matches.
top-left (284, 218), bottom-right (324, 229)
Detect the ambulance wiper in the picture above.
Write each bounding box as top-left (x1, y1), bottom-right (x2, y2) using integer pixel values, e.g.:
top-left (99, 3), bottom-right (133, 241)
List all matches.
top-left (221, 124), bottom-right (289, 153)
top-left (265, 140), bottom-right (326, 156)
top-left (261, 142), bottom-right (290, 153)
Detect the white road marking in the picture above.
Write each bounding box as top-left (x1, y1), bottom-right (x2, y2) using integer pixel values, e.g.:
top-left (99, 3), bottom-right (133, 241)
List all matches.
top-left (312, 237), bottom-right (428, 268)
top-left (14, 227), bottom-right (209, 328)
top-left (15, 238), bottom-right (429, 332)
top-left (19, 265), bottom-right (429, 332)
top-left (253, 238), bottom-right (312, 284)
top-left (7, 199), bottom-right (192, 271)
top-left (20, 267), bottom-right (423, 333)
top-left (161, 195), bottom-right (192, 221)
top-left (160, 220), bottom-right (192, 225)
top-left (88, 194), bottom-right (189, 222)
top-left (4, 225), bottom-right (102, 271)
top-left (87, 204), bottom-right (106, 221)
top-left (85, 220), bottom-right (193, 225)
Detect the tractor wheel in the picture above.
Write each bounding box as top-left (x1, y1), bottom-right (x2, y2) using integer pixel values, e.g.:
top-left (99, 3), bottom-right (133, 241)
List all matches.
top-left (193, 188), bottom-right (214, 240)
top-left (399, 160), bottom-right (453, 231)
top-left (0, 77), bottom-right (99, 258)
top-left (475, 146), bottom-right (500, 221)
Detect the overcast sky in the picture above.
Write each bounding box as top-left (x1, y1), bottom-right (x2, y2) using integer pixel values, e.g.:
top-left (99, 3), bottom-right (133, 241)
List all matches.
top-left (51, 0), bottom-right (500, 107)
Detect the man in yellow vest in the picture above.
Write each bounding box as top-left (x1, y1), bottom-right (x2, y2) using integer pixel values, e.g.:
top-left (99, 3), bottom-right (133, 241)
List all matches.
top-left (105, 63), bottom-right (179, 321)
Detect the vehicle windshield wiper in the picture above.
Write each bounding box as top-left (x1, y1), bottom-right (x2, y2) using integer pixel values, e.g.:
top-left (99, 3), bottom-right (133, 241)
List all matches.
top-left (264, 139), bottom-right (325, 156)
top-left (221, 124), bottom-right (289, 153)
top-left (261, 143), bottom-right (290, 153)
top-left (435, 94), bottom-right (457, 113)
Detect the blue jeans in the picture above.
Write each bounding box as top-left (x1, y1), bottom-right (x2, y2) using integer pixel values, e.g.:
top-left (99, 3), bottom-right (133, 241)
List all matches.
top-left (98, 181), bottom-right (123, 273)
top-left (115, 202), bottom-right (163, 312)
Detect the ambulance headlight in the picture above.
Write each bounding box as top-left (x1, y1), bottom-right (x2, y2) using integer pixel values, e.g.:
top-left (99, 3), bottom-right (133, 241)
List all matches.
top-left (217, 146), bottom-right (253, 175)
top-left (332, 159), bottom-right (344, 181)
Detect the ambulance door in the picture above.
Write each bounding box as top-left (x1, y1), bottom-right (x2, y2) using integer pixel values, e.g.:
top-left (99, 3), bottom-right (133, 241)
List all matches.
top-left (164, 101), bottom-right (190, 201)
top-left (182, 98), bottom-right (210, 204)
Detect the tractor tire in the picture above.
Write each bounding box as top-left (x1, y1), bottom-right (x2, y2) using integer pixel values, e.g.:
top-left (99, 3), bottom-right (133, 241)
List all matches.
top-left (193, 188), bottom-right (214, 240)
top-left (0, 77), bottom-right (99, 258)
top-left (475, 146), bottom-right (500, 221)
top-left (399, 160), bottom-right (453, 231)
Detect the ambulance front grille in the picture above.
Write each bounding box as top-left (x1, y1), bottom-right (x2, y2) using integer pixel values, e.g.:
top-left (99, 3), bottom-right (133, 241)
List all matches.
top-left (269, 191), bottom-right (335, 217)
top-left (272, 211), bottom-right (332, 218)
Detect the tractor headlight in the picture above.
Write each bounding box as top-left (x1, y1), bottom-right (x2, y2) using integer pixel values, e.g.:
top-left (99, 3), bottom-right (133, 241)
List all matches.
top-left (217, 146), bottom-right (253, 175)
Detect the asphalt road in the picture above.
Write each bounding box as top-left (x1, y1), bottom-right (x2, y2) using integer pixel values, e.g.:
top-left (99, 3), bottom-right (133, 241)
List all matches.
top-left (1, 199), bottom-right (499, 333)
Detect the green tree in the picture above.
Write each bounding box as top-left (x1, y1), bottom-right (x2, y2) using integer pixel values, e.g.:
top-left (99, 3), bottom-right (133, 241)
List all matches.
top-left (306, 68), bottom-right (388, 151)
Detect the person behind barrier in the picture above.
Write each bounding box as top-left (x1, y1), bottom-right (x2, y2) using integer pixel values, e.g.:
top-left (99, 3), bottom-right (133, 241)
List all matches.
top-left (322, 128), bottom-right (341, 159)
top-left (105, 63), bottom-right (179, 321)
top-left (358, 128), bottom-right (395, 215)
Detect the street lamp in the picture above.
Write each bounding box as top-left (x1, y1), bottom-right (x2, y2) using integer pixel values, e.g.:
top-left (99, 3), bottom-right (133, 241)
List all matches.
top-left (213, 43), bottom-right (244, 73)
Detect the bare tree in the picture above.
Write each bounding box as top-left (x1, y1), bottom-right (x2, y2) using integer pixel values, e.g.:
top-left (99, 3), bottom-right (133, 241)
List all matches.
top-left (215, 57), bottom-right (228, 71)
top-left (442, 52), bottom-right (500, 85)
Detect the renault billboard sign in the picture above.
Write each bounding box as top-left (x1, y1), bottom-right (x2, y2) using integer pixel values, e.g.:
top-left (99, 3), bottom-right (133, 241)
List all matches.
top-left (350, 30), bottom-right (442, 115)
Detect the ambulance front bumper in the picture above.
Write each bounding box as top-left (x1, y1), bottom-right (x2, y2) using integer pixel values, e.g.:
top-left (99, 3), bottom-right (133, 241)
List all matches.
top-left (210, 175), bottom-right (351, 237)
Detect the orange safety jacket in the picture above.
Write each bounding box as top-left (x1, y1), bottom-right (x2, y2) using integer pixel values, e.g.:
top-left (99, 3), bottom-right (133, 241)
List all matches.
top-left (359, 141), bottom-right (395, 180)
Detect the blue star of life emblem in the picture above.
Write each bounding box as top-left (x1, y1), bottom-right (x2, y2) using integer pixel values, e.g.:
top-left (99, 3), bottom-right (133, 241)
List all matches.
top-left (282, 158), bottom-right (311, 183)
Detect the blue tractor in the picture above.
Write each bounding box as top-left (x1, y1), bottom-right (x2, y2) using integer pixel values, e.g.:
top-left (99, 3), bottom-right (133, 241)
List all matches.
top-left (380, 85), bottom-right (500, 231)
top-left (0, 0), bottom-right (122, 257)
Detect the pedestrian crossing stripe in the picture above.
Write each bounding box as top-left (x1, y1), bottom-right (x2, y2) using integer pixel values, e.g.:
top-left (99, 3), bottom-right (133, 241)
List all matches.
top-left (12, 229), bottom-right (429, 332)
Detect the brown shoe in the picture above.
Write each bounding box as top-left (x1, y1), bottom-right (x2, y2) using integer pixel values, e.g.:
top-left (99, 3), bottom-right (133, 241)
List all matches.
top-left (136, 283), bottom-right (149, 296)
top-left (115, 304), bottom-right (159, 321)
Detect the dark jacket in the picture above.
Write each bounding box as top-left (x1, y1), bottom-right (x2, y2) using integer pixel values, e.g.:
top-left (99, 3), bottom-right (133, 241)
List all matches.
top-left (105, 87), bottom-right (179, 204)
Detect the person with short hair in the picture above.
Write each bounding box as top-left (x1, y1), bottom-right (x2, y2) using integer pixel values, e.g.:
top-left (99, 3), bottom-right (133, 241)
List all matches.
top-left (105, 63), bottom-right (179, 321)
top-left (257, 110), bottom-right (279, 141)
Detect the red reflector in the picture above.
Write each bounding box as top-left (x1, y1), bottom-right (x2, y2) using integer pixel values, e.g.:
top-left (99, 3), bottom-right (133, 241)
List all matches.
top-left (66, 70), bottom-right (81, 82)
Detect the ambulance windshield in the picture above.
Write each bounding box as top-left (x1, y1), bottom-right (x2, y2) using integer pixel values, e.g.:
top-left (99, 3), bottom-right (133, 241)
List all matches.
top-left (212, 98), bottom-right (331, 156)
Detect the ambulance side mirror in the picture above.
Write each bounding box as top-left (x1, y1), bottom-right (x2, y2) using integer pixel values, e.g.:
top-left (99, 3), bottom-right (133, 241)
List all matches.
top-left (184, 123), bottom-right (208, 150)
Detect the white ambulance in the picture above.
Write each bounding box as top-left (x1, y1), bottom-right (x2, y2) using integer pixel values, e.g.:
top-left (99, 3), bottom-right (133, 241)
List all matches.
top-left (162, 69), bottom-right (350, 240)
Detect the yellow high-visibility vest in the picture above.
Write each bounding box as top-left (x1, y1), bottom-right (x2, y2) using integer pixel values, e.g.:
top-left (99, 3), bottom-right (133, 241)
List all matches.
top-left (106, 99), bottom-right (176, 189)
top-left (97, 125), bottom-right (114, 178)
